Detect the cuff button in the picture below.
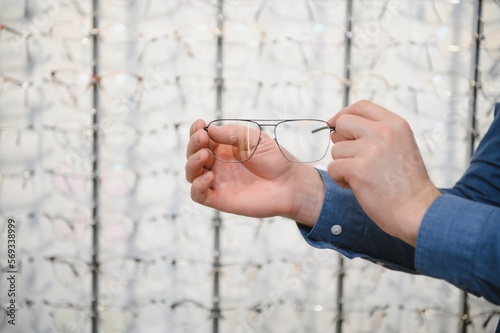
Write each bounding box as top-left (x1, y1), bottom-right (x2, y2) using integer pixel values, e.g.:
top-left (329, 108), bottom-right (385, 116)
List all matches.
top-left (330, 224), bottom-right (342, 235)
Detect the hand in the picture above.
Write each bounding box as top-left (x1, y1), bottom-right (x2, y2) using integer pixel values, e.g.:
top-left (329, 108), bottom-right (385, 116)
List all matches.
top-left (327, 101), bottom-right (441, 246)
top-left (185, 119), bottom-right (324, 226)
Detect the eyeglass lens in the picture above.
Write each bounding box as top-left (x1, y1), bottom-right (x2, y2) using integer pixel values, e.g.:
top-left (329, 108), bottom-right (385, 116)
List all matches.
top-left (206, 119), bottom-right (331, 163)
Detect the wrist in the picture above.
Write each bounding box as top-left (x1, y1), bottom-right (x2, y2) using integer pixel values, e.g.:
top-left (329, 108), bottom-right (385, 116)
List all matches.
top-left (397, 183), bottom-right (441, 246)
top-left (284, 165), bottom-right (325, 227)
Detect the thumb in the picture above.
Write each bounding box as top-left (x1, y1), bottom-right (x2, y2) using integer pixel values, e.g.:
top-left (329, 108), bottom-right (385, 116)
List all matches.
top-left (206, 120), bottom-right (261, 147)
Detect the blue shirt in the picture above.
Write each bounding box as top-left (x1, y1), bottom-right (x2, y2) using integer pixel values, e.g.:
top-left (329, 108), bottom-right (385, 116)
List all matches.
top-left (298, 104), bottom-right (500, 326)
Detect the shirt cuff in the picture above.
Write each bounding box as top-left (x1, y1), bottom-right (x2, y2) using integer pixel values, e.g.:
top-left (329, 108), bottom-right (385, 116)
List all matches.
top-left (297, 168), bottom-right (366, 259)
top-left (298, 169), bottom-right (417, 274)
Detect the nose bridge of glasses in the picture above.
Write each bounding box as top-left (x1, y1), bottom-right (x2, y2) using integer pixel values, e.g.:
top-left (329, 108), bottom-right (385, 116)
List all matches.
top-left (257, 122), bottom-right (279, 138)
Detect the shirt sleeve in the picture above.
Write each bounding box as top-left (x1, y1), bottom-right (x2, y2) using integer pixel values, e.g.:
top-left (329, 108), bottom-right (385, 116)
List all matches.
top-left (445, 103), bottom-right (500, 206)
top-left (415, 103), bottom-right (500, 305)
top-left (415, 194), bottom-right (500, 305)
top-left (298, 168), bottom-right (418, 274)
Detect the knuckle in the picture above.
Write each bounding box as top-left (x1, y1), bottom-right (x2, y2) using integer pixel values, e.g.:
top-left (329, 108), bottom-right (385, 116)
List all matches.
top-left (356, 158), bottom-right (371, 175)
top-left (378, 125), bottom-right (396, 142)
top-left (365, 141), bottom-right (382, 157)
top-left (353, 100), bottom-right (370, 108)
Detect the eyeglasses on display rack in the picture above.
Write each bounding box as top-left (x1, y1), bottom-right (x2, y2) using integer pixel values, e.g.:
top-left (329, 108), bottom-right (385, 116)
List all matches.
top-left (484, 24), bottom-right (500, 75)
top-left (204, 119), bottom-right (334, 163)
top-left (166, 258), bottom-right (266, 296)
top-left (0, 0), bottom-right (29, 20)
top-left (43, 20), bottom-right (176, 65)
top-left (406, 71), bottom-right (475, 116)
top-left (63, 0), bottom-right (238, 18)
top-left (343, 259), bottom-right (387, 295)
top-left (218, 214), bottom-right (274, 253)
top-left (400, 306), bottom-right (470, 332)
top-left (0, 169), bottom-right (35, 191)
top-left (168, 299), bottom-right (213, 333)
top-left (144, 0), bottom-right (266, 19)
top-left (0, 124), bottom-right (35, 147)
top-left (0, 255), bottom-right (34, 278)
top-left (46, 163), bottom-right (180, 198)
top-left (402, 26), bottom-right (476, 73)
top-left (351, 25), bottom-right (400, 70)
top-left (468, 310), bottom-right (500, 332)
top-left (0, 211), bottom-right (34, 239)
top-left (49, 69), bottom-right (143, 108)
top-left (43, 210), bottom-right (175, 244)
top-left (165, 297), bottom-right (384, 333)
top-left (284, 71), bottom-right (398, 108)
top-left (0, 76), bottom-right (31, 109)
top-left (0, 299), bottom-right (34, 330)
top-left (399, 0), bottom-right (475, 27)
top-left (277, 22), bottom-right (345, 68)
top-left (44, 299), bottom-right (138, 333)
top-left (0, 23), bottom-right (32, 61)
top-left (175, 74), bottom-right (263, 107)
top-left (264, 23), bottom-right (398, 71)
top-left (45, 255), bottom-right (155, 290)
top-left (255, 0), bottom-right (340, 22)
top-left (43, 118), bottom-right (194, 155)
top-left (173, 21), bottom-right (266, 67)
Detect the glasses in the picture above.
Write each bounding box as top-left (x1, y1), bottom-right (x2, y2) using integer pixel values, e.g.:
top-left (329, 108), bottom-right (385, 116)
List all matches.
top-left (0, 125), bottom-right (35, 149)
top-left (283, 71), bottom-right (398, 110)
top-left (400, 0), bottom-right (475, 27)
top-left (43, 300), bottom-right (137, 333)
top-left (405, 72), bottom-right (474, 116)
top-left (175, 21), bottom-right (266, 67)
top-left (0, 23), bottom-right (32, 61)
top-left (0, 212), bottom-right (34, 239)
top-left (400, 306), bottom-right (470, 332)
top-left (468, 310), bottom-right (500, 332)
top-left (0, 76), bottom-right (31, 110)
top-left (204, 119), bottom-right (334, 163)
top-left (351, 25), bottom-right (400, 70)
top-left (0, 169), bottom-right (34, 191)
top-left (0, 299), bottom-right (34, 330)
top-left (43, 20), bottom-right (176, 66)
top-left (45, 255), bottom-right (155, 290)
top-left (176, 74), bottom-right (263, 108)
top-left (169, 299), bottom-right (212, 332)
top-left (43, 210), bottom-right (174, 244)
top-left (46, 162), bottom-right (180, 198)
top-left (0, 1), bottom-right (29, 20)
top-left (0, 255), bottom-right (34, 278)
top-left (255, 0), bottom-right (339, 22)
top-left (64, 0), bottom-right (218, 18)
top-left (49, 69), bottom-right (143, 108)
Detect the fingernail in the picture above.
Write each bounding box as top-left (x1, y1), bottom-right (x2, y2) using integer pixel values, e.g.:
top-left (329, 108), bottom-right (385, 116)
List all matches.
top-left (202, 172), bottom-right (211, 182)
top-left (195, 132), bottom-right (200, 144)
top-left (195, 151), bottom-right (201, 161)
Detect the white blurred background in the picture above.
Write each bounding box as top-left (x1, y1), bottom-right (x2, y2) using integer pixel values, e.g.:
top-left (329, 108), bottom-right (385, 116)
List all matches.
top-left (0, 0), bottom-right (499, 332)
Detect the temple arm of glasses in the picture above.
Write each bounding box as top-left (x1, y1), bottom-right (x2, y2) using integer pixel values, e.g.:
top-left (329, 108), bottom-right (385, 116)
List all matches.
top-left (311, 126), bottom-right (335, 134)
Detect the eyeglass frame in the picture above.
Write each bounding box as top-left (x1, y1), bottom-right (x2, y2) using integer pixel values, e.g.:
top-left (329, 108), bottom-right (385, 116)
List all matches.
top-left (204, 118), bottom-right (335, 163)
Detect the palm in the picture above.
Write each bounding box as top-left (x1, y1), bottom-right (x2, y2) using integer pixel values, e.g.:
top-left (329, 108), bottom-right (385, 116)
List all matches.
top-left (208, 136), bottom-right (300, 217)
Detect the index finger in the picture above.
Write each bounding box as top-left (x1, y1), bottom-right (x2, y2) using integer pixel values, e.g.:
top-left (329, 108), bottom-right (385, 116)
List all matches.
top-left (327, 100), bottom-right (394, 128)
top-left (331, 113), bottom-right (376, 142)
top-left (190, 118), bottom-right (207, 136)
